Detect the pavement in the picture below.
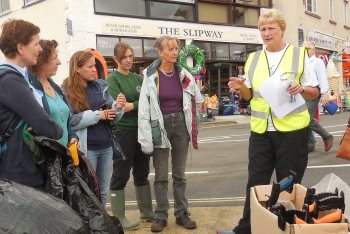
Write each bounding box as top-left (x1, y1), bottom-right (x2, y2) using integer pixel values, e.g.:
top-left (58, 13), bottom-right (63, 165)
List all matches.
top-left (110, 114), bottom-right (249, 234)
top-left (199, 114), bottom-right (250, 127)
top-left (114, 206), bottom-right (243, 234)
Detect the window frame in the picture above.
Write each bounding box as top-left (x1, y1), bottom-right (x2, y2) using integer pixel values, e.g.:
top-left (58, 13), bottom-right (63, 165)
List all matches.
top-left (344, 0), bottom-right (349, 25)
top-left (94, 0), bottom-right (196, 22)
top-left (94, 0), bottom-right (271, 27)
top-left (305, 0), bottom-right (317, 13)
top-left (232, 5), bottom-right (260, 27)
top-left (94, 0), bottom-right (147, 18)
top-left (0, 0), bottom-right (10, 14)
top-left (23, 0), bottom-right (42, 6)
top-left (232, 0), bottom-right (270, 7)
top-left (329, 0), bottom-right (334, 20)
top-left (149, 0), bottom-right (195, 21)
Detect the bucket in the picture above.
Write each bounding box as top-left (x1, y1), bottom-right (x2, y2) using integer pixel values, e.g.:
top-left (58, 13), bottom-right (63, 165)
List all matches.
top-left (323, 101), bottom-right (338, 115)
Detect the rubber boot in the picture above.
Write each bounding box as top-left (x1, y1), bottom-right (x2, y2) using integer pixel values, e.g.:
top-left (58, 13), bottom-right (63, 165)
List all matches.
top-left (135, 184), bottom-right (155, 221)
top-left (110, 190), bottom-right (139, 230)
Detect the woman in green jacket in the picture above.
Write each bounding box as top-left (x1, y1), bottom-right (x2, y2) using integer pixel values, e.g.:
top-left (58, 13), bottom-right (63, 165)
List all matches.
top-left (107, 42), bottom-right (154, 230)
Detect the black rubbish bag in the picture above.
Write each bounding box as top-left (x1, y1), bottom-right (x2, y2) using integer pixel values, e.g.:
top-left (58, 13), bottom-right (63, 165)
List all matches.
top-left (0, 178), bottom-right (89, 234)
top-left (34, 136), bottom-right (124, 234)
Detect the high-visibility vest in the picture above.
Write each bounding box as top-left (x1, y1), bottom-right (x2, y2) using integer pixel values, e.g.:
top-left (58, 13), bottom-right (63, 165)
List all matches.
top-left (245, 45), bottom-right (310, 133)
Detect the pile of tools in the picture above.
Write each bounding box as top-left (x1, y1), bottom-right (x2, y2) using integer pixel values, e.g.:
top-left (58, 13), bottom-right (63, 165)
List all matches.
top-left (266, 171), bottom-right (345, 231)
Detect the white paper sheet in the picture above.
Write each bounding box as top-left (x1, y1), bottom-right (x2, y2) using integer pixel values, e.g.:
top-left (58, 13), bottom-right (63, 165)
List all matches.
top-left (258, 71), bottom-right (305, 119)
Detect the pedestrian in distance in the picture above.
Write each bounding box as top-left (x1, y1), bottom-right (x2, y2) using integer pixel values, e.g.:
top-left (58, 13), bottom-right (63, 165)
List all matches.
top-left (138, 36), bottom-right (203, 232)
top-left (27, 39), bottom-right (78, 148)
top-left (107, 42), bottom-right (154, 230)
top-left (62, 50), bottom-right (126, 205)
top-left (0, 19), bottom-right (63, 189)
top-left (218, 9), bottom-right (320, 234)
top-left (303, 41), bottom-right (334, 153)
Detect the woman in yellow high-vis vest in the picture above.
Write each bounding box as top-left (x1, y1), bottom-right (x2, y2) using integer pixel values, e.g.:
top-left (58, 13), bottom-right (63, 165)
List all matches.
top-left (217, 9), bottom-right (320, 234)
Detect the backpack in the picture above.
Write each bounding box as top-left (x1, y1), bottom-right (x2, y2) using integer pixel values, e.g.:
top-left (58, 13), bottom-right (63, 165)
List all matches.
top-left (0, 66), bottom-right (24, 156)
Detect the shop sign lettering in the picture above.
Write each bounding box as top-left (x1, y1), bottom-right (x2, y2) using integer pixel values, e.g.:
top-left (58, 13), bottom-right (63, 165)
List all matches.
top-left (105, 23), bottom-right (141, 34)
top-left (306, 31), bottom-right (336, 51)
top-left (158, 27), bottom-right (223, 39)
top-left (103, 21), bottom-right (262, 44)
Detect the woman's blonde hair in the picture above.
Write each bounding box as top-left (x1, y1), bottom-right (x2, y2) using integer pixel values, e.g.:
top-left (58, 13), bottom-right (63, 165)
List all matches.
top-left (154, 36), bottom-right (180, 51)
top-left (62, 50), bottom-right (94, 112)
top-left (258, 9), bottom-right (286, 31)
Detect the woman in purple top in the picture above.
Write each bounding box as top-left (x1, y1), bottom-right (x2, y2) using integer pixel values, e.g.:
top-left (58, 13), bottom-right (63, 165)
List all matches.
top-left (138, 36), bottom-right (203, 232)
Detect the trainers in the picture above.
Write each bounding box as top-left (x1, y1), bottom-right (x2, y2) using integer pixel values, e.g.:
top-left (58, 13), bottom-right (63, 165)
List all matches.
top-left (216, 230), bottom-right (236, 234)
top-left (323, 135), bottom-right (333, 152)
top-left (176, 211), bottom-right (197, 229)
top-left (151, 219), bottom-right (167, 232)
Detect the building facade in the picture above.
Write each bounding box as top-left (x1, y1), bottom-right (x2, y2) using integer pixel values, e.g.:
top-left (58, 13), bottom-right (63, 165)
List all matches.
top-left (273, 0), bottom-right (350, 93)
top-left (0, 0), bottom-right (269, 100)
top-left (3, 0), bottom-right (349, 110)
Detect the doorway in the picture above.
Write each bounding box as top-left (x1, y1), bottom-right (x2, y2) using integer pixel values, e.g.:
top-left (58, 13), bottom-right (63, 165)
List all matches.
top-left (206, 62), bottom-right (234, 100)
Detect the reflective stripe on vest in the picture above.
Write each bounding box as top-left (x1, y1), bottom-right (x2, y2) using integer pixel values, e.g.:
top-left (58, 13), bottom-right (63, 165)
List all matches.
top-left (247, 45), bottom-right (310, 133)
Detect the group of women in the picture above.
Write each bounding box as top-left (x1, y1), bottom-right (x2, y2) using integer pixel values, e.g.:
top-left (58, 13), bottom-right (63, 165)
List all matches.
top-left (0, 18), bottom-right (202, 232)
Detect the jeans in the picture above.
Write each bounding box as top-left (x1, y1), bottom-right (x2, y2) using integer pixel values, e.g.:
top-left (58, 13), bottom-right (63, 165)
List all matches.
top-left (233, 129), bottom-right (308, 234)
top-left (87, 146), bottom-right (113, 205)
top-left (110, 128), bottom-right (150, 190)
top-left (306, 98), bottom-right (332, 146)
top-left (153, 112), bottom-right (190, 221)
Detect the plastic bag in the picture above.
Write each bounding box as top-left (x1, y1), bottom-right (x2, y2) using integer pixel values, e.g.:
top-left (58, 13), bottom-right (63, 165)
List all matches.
top-left (35, 136), bottom-right (123, 234)
top-left (312, 173), bottom-right (350, 219)
top-left (0, 178), bottom-right (89, 234)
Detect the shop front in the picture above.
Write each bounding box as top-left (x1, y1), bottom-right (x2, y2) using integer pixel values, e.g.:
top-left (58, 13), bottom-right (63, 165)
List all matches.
top-left (304, 30), bottom-right (350, 110)
top-left (96, 17), bottom-right (263, 116)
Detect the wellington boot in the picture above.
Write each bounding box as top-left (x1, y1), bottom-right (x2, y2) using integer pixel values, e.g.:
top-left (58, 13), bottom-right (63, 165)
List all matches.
top-left (110, 190), bottom-right (140, 230)
top-left (135, 184), bottom-right (155, 221)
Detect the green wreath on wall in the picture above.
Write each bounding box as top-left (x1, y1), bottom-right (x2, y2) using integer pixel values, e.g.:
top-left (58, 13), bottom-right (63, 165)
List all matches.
top-left (178, 45), bottom-right (205, 75)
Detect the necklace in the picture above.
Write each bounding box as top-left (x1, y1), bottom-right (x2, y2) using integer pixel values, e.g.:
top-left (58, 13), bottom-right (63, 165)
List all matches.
top-left (160, 68), bottom-right (175, 77)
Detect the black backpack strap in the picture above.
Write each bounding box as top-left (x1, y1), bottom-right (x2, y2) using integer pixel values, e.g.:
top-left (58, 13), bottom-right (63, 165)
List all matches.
top-left (0, 116), bottom-right (22, 143)
top-left (0, 67), bottom-right (23, 152)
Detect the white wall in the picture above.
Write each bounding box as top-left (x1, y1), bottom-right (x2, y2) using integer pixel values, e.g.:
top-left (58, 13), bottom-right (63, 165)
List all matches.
top-left (0, 0), bottom-right (70, 84)
top-left (273, 0), bottom-right (350, 48)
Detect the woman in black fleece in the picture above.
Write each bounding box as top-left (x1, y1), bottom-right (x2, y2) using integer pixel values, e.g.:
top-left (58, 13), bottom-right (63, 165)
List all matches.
top-left (0, 19), bottom-right (63, 188)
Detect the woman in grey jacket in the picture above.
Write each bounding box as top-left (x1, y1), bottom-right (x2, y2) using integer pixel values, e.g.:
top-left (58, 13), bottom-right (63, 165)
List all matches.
top-left (138, 36), bottom-right (203, 232)
top-left (63, 51), bottom-right (125, 205)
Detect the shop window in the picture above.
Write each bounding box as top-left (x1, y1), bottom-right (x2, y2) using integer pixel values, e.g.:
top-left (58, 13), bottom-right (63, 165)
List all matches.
top-left (305, 0), bottom-right (317, 13)
top-left (94, 0), bottom-right (146, 17)
top-left (193, 41), bottom-right (211, 60)
top-left (120, 38), bottom-right (143, 57)
top-left (211, 43), bottom-right (229, 60)
top-left (198, 3), bottom-right (230, 24)
top-left (230, 44), bottom-right (246, 62)
top-left (150, 1), bottom-right (194, 21)
top-left (96, 36), bottom-right (119, 57)
top-left (246, 44), bottom-right (262, 54)
top-left (144, 39), bottom-right (158, 58)
top-left (233, 7), bottom-right (259, 26)
top-left (0, 0), bottom-right (9, 13)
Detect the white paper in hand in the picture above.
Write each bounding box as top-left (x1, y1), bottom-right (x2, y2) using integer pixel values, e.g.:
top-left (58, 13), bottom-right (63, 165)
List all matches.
top-left (258, 71), bottom-right (305, 119)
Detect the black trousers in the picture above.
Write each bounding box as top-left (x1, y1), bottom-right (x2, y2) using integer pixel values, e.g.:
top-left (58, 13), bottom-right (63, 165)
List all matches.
top-left (110, 128), bottom-right (150, 190)
top-left (233, 128), bottom-right (308, 234)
